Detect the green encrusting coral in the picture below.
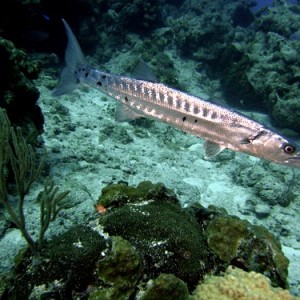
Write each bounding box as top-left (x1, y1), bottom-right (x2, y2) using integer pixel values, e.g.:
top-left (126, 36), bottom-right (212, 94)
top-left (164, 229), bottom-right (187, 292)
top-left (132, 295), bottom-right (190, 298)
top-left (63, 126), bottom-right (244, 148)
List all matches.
top-left (89, 236), bottom-right (143, 300)
top-left (97, 181), bottom-right (178, 208)
top-left (138, 273), bottom-right (191, 300)
top-left (205, 215), bottom-right (289, 288)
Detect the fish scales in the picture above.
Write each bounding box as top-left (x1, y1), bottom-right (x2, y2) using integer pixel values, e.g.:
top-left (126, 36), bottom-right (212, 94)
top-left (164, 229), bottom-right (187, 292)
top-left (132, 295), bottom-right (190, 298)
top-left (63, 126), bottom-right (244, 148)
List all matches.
top-left (52, 19), bottom-right (300, 167)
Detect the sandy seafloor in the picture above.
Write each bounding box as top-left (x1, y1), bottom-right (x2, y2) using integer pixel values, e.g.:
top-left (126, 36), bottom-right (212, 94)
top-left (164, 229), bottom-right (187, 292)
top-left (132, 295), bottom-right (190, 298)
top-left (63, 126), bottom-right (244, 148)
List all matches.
top-left (1, 70), bottom-right (300, 295)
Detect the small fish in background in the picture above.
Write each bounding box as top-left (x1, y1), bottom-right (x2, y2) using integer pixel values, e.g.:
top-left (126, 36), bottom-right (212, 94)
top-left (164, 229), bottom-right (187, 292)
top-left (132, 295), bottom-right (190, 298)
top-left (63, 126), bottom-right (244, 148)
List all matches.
top-left (52, 19), bottom-right (300, 168)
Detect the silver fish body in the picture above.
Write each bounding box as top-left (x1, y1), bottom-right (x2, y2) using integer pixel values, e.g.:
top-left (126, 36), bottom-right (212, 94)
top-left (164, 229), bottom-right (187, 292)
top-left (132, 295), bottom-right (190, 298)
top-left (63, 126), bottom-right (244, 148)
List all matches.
top-left (53, 19), bottom-right (300, 167)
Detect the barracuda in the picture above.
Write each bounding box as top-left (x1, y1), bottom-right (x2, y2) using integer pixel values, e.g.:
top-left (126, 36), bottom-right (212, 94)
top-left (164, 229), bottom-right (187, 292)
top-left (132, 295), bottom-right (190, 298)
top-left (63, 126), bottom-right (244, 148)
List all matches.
top-left (53, 19), bottom-right (300, 167)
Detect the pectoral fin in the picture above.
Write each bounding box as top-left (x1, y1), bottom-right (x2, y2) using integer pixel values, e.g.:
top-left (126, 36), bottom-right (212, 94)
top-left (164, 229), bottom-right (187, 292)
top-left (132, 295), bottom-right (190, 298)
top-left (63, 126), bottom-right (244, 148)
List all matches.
top-left (204, 140), bottom-right (226, 159)
top-left (115, 104), bottom-right (142, 122)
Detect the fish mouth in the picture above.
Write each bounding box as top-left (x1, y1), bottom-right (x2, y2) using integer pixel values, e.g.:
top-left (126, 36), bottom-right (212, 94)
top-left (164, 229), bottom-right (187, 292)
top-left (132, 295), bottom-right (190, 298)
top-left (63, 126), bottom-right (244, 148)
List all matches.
top-left (286, 156), bottom-right (300, 167)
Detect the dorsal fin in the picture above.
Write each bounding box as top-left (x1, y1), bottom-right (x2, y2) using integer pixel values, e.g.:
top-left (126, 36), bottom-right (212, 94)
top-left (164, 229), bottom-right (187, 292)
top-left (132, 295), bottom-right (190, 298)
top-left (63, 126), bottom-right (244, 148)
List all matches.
top-left (132, 59), bottom-right (158, 82)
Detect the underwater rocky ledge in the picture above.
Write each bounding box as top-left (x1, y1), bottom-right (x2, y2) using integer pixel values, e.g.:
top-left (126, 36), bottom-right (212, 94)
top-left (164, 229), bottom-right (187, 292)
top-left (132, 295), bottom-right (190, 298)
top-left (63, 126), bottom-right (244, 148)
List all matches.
top-left (0, 181), bottom-right (299, 299)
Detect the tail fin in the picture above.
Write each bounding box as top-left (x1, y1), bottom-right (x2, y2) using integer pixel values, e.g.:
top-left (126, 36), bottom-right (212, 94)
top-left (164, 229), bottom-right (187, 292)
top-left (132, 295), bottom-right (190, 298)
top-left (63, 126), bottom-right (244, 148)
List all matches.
top-left (52, 19), bottom-right (86, 96)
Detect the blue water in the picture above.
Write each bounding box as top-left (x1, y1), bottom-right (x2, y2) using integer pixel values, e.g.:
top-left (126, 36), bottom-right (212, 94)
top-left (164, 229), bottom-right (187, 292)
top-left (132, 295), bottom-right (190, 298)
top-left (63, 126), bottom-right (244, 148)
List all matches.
top-left (251, 0), bottom-right (298, 13)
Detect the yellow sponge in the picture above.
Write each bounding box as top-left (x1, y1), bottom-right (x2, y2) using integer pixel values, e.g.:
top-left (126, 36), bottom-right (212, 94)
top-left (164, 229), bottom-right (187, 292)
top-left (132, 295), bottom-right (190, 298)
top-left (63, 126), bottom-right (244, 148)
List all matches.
top-left (193, 266), bottom-right (299, 300)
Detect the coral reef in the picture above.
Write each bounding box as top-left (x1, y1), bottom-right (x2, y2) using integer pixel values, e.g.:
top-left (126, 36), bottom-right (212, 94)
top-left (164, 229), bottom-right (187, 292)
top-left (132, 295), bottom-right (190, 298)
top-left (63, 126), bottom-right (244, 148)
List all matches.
top-left (5, 225), bottom-right (107, 299)
top-left (89, 236), bottom-right (143, 300)
top-left (98, 181), bottom-right (290, 290)
top-left (138, 273), bottom-right (191, 300)
top-left (97, 181), bottom-right (212, 289)
top-left (0, 36), bottom-right (43, 144)
top-left (214, 2), bottom-right (300, 131)
top-left (234, 163), bottom-right (298, 207)
top-left (205, 215), bottom-right (289, 288)
top-left (167, 0), bottom-right (300, 132)
top-left (1, 181), bottom-right (295, 299)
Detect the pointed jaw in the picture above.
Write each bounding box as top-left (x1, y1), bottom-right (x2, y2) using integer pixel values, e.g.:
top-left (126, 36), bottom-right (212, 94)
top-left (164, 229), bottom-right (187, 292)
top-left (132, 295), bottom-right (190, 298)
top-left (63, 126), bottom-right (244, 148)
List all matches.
top-left (285, 154), bottom-right (300, 168)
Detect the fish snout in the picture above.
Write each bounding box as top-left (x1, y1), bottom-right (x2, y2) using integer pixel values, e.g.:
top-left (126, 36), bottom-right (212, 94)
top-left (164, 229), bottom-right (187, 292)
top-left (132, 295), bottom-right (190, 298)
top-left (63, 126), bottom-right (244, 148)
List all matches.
top-left (286, 152), bottom-right (300, 167)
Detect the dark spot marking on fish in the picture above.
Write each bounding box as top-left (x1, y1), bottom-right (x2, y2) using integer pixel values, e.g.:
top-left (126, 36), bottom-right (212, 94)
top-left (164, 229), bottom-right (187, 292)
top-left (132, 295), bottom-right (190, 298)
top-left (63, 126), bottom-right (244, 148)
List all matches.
top-left (168, 95), bottom-right (173, 106)
top-left (193, 106), bottom-right (200, 114)
top-left (85, 72), bottom-right (89, 78)
top-left (97, 81), bottom-right (102, 86)
top-left (76, 79), bottom-right (80, 84)
top-left (202, 108), bottom-right (208, 117)
top-left (182, 116), bottom-right (187, 122)
top-left (184, 102), bottom-right (190, 112)
top-left (102, 75), bottom-right (106, 79)
top-left (143, 87), bottom-right (148, 96)
top-left (159, 93), bottom-right (164, 102)
top-left (129, 83), bottom-right (134, 92)
top-left (124, 96), bottom-right (129, 103)
top-left (211, 112), bottom-right (218, 119)
top-left (194, 119), bottom-right (198, 123)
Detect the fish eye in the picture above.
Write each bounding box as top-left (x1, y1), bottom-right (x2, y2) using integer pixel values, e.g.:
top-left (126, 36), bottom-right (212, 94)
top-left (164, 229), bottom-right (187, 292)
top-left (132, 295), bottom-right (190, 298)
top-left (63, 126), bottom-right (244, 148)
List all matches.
top-left (282, 143), bottom-right (296, 154)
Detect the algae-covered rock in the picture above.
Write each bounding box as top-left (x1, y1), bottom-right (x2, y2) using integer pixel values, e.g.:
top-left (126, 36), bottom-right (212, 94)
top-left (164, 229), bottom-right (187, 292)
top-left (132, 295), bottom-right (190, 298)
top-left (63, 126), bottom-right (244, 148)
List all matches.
top-left (272, 98), bottom-right (300, 132)
top-left (193, 266), bottom-right (300, 300)
top-left (255, 2), bottom-right (300, 37)
top-left (178, 0), bottom-right (300, 133)
top-left (205, 215), bottom-right (289, 288)
top-left (97, 181), bottom-right (291, 292)
top-left (97, 181), bottom-right (178, 208)
top-left (0, 36), bottom-right (43, 144)
top-left (235, 164), bottom-right (296, 207)
top-left (96, 236), bottom-right (142, 284)
top-left (97, 181), bottom-right (213, 289)
top-left (89, 236), bottom-right (143, 300)
top-left (4, 181), bottom-right (293, 299)
top-left (138, 273), bottom-right (191, 300)
top-left (218, 45), bottom-right (258, 109)
top-left (7, 225), bottom-right (107, 299)
top-left (45, 225), bottom-right (107, 290)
